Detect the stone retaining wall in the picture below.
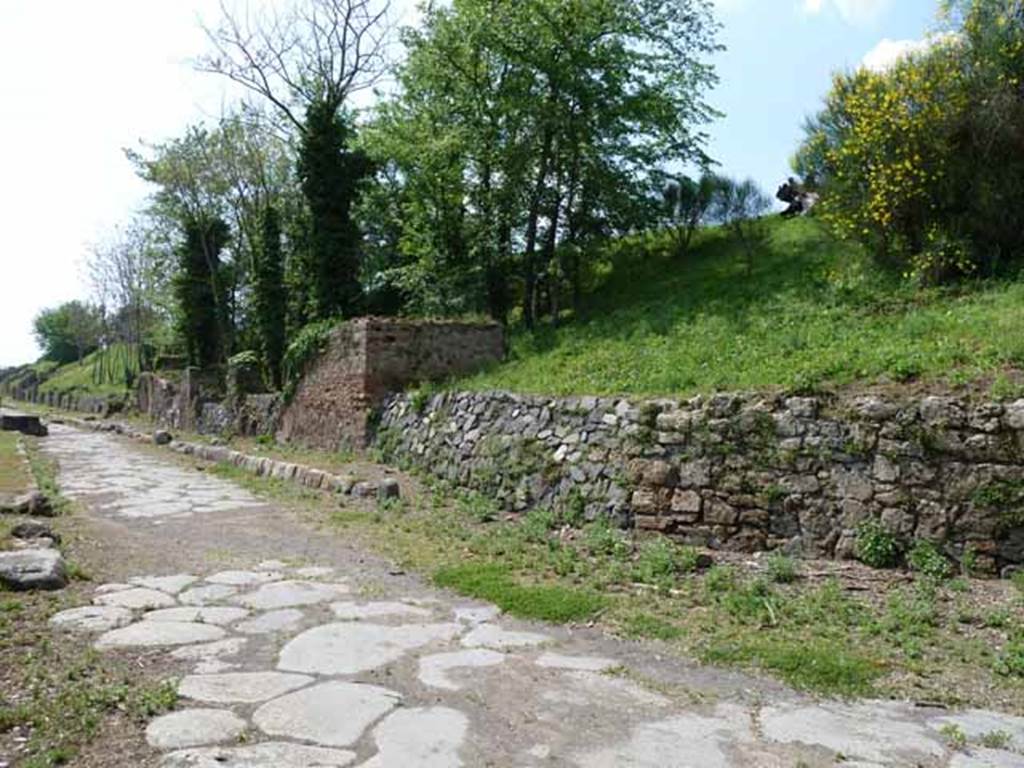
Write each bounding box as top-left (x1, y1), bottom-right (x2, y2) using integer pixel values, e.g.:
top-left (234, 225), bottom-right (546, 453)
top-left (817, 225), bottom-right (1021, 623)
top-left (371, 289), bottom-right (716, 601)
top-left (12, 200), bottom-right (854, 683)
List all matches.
top-left (5, 387), bottom-right (116, 416)
top-left (376, 390), bottom-right (1024, 573)
top-left (137, 371), bottom-right (281, 439)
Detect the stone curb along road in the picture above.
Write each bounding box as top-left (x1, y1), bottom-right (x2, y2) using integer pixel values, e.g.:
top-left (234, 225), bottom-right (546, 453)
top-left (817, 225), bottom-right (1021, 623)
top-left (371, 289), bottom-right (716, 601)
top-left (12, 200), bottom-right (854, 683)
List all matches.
top-left (62, 417), bottom-right (401, 503)
top-left (30, 421), bottom-right (1024, 768)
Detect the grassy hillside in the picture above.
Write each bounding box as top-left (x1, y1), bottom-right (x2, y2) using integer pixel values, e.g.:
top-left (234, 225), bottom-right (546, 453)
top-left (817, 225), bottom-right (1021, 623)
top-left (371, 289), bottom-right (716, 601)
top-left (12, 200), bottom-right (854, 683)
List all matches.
top-left (37, 345), bottom-right (140, 398)
top-left (0, 344), bottom-right (143, 401)
top-left (464, 217), bottom-right (1024, 398)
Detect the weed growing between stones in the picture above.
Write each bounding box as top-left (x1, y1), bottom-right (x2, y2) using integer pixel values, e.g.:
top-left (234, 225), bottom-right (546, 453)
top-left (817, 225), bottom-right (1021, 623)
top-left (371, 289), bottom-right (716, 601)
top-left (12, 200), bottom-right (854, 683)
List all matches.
top-left (939, 723), bottom-right (969, 750)
top-left (854, 519), bottom-right (903, 569)
top-left (22, 437), bottom-right (69, 515)
top-left (979, 730), bottom-right (1013, 749)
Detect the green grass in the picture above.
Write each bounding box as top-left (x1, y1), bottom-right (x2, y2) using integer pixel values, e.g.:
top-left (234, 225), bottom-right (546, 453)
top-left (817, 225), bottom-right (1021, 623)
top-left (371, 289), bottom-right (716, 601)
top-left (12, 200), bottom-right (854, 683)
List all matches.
top-left (620, 612), bottom-right (684, 641)
top-left (37, 344), bottom-right (138, 398)
top-left (433, 562), bottom-right (606, 623)
top-left (702, 638), bottom-right (882, 697)
top-left (0, 432), bottom-right (30, 496)
top-left (22, 437), bottom-right (69, 515)
top-left (0, 593), bottom-right (178, 766)
top-left (463, 218), bottom-right (1024, 396)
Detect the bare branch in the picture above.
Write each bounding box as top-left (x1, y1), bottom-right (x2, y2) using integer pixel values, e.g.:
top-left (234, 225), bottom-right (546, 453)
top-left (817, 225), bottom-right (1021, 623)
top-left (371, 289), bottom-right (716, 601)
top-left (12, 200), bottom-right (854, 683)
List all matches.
top-left (196, 0), bottom-right (394, 129)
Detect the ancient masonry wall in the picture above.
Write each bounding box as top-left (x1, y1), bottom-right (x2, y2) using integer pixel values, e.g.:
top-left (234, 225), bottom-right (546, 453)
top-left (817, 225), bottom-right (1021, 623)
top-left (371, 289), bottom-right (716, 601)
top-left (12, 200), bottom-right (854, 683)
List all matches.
top-left (375, 391), bottom-right (1024, 572)
top-left (278, 317), bottom-right (504, 451)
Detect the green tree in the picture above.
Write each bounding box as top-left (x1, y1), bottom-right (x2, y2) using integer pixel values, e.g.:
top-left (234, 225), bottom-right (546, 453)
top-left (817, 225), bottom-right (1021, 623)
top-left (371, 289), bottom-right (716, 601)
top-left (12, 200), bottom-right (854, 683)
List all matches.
top-left (363, 0), bottom-right (720, 325)
top-left (254, 206), bottom-right (288, 388)
top-left (298, 103), bottom-right (372, 319)
top-left (711, 177), bottom-right (772, 276)
top-left (662, 173), bottom-right (718, 257)
top-left (175, 216), bottom-right (230, 368)
top-left (32, 302), bottom-right (103, 364)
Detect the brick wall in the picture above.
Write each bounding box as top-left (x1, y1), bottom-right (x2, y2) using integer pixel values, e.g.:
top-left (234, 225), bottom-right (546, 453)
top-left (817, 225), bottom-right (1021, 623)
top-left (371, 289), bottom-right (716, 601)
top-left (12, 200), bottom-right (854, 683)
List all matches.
top-left (278, 317), bottom-right (504, 451)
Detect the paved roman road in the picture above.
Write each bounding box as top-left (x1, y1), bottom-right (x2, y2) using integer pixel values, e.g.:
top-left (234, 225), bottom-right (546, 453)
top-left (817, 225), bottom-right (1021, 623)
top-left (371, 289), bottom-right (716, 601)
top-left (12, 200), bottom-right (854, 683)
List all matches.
top-left (41, 425), bottom-right (1024, 767)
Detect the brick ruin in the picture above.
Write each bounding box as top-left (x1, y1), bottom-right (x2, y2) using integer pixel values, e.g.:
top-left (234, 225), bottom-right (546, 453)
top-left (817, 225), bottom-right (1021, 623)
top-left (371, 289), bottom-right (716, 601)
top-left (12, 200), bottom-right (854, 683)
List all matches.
top-left (278, 317), bottom-right (505, 450)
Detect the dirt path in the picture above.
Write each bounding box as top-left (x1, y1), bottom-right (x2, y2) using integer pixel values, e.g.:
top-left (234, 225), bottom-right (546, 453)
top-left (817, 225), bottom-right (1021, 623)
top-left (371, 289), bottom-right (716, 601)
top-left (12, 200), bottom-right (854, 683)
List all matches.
top-left (36, 425), bottom-right (1024, 767)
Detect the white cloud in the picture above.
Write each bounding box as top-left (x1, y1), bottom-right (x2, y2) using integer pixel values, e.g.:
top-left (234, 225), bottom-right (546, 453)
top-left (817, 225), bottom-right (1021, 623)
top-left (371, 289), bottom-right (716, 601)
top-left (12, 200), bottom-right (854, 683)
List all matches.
top-left (801, 0), bottom-right (891, 25)
top-left (861, 32), bottom-right (959, 72)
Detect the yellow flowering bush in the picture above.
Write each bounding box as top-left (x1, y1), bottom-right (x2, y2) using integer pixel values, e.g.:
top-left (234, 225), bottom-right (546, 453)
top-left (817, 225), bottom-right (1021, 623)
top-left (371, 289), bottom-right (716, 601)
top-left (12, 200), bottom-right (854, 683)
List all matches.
top-left (798, 0), bottom-right (1024, 284)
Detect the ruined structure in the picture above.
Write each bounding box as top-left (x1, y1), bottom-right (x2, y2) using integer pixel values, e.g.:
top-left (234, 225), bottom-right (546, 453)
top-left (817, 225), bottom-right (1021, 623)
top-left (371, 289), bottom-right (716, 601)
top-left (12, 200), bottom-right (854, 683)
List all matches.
top-left (277, 318), bottom-right (504, 450)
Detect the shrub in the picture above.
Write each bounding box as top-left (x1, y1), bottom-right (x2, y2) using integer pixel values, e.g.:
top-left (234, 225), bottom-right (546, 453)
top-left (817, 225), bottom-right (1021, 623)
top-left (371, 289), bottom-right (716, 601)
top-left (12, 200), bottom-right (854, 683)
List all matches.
top-left (583, 520), bottom-right (631, 560)
top-left (632, 538), bottom-right (699, 587)
top-left (995, 636), bottom-right (1024, 678)
top-left (282, 319), bottom-right (337, 398)
top-left (766, 552), bottom-right (799, 584)
top-left (854, 520), bottom-right (902, 569)
top-left (520, 508), bottom-right (557, 544)
top-left (796, 1), bottom-right (1024, 281)
top-left (907, 540), bottom-right (953, 580)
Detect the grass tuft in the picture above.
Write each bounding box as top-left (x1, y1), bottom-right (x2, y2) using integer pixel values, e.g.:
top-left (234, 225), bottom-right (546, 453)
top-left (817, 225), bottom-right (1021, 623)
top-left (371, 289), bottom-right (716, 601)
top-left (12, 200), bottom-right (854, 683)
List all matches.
top-left (703, 638), bottom-right (883, 697)
top-left (433, 562), bottom-right (606, 623)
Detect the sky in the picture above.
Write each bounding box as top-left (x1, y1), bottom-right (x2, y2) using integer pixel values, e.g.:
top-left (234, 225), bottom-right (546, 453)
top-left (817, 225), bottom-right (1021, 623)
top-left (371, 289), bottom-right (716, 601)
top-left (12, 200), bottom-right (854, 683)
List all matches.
top-left (0, 0), bottom-right (938, 367)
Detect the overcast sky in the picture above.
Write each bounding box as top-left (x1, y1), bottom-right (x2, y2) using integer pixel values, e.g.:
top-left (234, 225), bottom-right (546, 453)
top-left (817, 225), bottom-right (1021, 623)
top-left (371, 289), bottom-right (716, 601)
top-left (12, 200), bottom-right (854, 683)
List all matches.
top-left (0, 0), bottom-right (935, 367)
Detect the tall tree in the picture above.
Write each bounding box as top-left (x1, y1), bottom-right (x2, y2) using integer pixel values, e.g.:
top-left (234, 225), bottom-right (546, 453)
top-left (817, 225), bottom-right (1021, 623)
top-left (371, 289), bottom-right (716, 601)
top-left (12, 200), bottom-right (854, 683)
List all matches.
top-left (363, 0), bottom-right (720, 325)
top-left (254, 205), bottom-right (288, 388)
top-left (198, 0), bottom-right (393, 321)
top-left (175, 216), bottom-right (231, 368)
top-left (88, 217), bottom-right (176, 368)
top-left (298, 103), bottom-right (372, 318)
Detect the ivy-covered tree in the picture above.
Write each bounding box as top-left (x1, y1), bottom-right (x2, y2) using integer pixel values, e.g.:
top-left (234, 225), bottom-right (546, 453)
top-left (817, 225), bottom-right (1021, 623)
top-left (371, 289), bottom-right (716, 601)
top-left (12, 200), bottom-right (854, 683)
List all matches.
top-left (298, 102), bottom-right (372, 319)
top-left (198, 0), bottom-right (391, 322)
top-left (254, 206), bottom-right (288, 388)
top-left (175, 216), bottom-right (230, 368)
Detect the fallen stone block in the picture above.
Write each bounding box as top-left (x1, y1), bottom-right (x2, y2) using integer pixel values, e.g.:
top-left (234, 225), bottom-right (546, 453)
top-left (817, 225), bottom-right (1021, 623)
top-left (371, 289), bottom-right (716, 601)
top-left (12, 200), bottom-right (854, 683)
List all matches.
top-left (328, 475), bottom-right (356, 494)
top-left (0, 548), bottom-right (68, 591)
top-left (0, 491), bottom-right (54, 517)
top-left (351, 481), bottom-right (379, 498)
top-left (0, 411), bottom-right (47, 437)
top-left (377, 478), bottom-right (401, 501)
top-left (11, 520), bottom-right (61, 544)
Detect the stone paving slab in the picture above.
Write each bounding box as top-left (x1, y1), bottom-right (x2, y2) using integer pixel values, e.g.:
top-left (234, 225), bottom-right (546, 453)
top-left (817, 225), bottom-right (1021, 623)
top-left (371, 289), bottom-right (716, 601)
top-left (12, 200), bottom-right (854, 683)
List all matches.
top-left (146, 709), bottom-right (247, 750)
top-left (252, 681), bottom-right (402, 748)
